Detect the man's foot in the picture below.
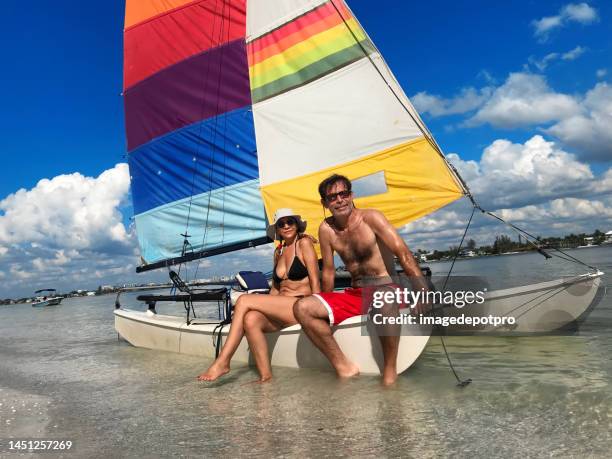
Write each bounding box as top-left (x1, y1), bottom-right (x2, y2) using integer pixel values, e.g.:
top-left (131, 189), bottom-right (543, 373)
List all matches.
top-left (197, 362), bottom-right (230, 381)
top-left (336, 361), bottom-right (360, 379)
top-left (381, 367), bottom-right (398, 386)
top-left (241, 374), bottom-right (273, 386)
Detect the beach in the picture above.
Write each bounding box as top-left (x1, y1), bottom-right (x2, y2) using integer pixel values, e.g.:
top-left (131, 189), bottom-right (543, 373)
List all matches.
top-left (1, 246), bottom-right (611, 457)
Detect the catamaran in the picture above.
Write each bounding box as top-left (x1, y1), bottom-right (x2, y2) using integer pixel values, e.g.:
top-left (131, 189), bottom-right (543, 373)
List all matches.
top-left (114, 0), bottom-right (603, 374)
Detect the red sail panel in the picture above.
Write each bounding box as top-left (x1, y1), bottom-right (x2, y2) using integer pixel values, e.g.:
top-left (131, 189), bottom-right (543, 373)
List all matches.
top-left (124, 0), bottom-right (246, 90)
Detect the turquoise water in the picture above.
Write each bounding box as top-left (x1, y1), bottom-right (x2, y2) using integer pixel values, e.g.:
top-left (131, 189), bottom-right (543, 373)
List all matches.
top-left (0, 247), bottom-right (611, 457)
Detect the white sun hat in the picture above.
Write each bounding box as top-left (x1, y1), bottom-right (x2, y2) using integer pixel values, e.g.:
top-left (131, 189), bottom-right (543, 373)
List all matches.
top-left (266, 208), bottom-right (307, 240)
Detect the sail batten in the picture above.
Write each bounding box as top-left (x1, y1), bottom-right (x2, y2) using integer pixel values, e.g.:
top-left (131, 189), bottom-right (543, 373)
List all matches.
top-left (124, 0), bottom-right (466, 270)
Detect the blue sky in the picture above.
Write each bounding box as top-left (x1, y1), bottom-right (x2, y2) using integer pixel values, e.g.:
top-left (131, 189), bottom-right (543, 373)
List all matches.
top-left (1, 1), bottom-right (611, 297)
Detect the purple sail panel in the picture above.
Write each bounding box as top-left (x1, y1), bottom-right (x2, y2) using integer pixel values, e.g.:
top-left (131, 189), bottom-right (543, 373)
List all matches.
top-left (124, 38), bottom-right (251, 151)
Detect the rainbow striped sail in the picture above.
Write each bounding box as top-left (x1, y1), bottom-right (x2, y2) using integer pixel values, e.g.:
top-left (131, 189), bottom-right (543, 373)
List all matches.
top-left (123, 0), bottom-right (466, 271)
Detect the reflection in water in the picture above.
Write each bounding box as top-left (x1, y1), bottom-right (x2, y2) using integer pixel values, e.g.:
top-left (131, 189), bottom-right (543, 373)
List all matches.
top-left (0, 247), bottom-right (611, 456)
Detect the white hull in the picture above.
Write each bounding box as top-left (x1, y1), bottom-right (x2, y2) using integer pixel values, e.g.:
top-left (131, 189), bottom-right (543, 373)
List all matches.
top-left (443, 272), bottom-right (603, 334)
top-left (114, 309), bottom-right (431, 375)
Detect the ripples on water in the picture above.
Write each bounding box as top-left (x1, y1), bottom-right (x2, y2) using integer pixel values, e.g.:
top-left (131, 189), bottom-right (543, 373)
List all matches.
top-left (0, 247), bottom-right (611, 457)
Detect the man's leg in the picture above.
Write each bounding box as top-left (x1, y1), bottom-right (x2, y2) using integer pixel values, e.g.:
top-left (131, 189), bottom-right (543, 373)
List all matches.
top-left (371, 286), bottom-right (401, 385)
top-left (379, 335), bottom-right (399, 385)
top-left (293, 296), bottom-right (359, 378)
top-left (243, 310), bottom-right (282, 382)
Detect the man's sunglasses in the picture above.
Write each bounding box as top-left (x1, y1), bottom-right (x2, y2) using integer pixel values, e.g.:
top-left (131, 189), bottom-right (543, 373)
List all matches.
top-left (324, 190), bottom-right (351, 203)
top-left (276, 217), bottom-right (297, 228)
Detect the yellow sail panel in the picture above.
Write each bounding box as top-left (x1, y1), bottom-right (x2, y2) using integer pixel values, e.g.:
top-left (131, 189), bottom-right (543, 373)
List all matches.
top-left (260, 137), bottom-right (464, 247)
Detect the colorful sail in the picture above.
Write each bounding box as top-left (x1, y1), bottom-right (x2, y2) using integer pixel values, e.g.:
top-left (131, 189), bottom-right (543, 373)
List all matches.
top-left (123, 0), bottom-right (268, 267)
top-left (123, 0), bottom-right (466, 269)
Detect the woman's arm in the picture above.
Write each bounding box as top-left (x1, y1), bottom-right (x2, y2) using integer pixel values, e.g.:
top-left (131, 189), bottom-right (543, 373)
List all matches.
top-left (269, 246), bottom-right (281, 295)
top-left (300, 237), bottom-right (321, 294)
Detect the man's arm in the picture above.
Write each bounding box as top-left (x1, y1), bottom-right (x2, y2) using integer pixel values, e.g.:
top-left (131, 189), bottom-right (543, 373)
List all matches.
top-left (318, 223), bottom-right (336, 293)
top-left (366, 210), bottom-right (429, 312)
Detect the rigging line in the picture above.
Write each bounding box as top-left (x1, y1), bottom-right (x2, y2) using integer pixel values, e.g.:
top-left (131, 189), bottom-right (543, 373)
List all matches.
top-left (497, 284), bottom-right (569, 320)
top-left (328, 0), bottom-right (469, 198)
top-left (178, 0), bottom-right (224, 282)
top-left (442, 205), bottom-right (477, 292)
top-left (430, 205), bottom-right (475, 386)
top-left (477, 206), bottom-right (598, 271)
top-left (182, 0), bottom-right (222, 238)
top-left (195, 0), bottom-right (232, 281)
top-left (511, 285), bottom-right (572, 322)
top-left (198, 0), bottom-right (229, 261)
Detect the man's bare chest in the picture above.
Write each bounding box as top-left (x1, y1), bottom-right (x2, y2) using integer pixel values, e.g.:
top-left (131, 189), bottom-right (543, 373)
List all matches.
top-left (331, 225), bottom-right (378, 264)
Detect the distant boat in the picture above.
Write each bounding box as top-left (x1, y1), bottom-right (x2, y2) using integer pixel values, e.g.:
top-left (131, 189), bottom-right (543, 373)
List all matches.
top-left (32, 289), bottom-right (63, 307)
top-left (577, 237), bottom-right (597, 248)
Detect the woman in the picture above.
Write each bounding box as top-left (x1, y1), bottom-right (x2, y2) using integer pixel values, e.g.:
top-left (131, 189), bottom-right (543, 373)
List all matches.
top-left (197, 208), bottom-right (320, 382)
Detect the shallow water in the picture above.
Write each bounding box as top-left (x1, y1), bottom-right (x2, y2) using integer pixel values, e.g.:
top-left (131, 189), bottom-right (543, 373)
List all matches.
top-left (1, 247), bottom-right (611, 457)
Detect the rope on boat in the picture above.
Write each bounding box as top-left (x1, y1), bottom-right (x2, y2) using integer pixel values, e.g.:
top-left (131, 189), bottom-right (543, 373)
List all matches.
top-left (470, 202), bottom-right (599, 271)
top-left (436, 206), bottom-right (476, 387)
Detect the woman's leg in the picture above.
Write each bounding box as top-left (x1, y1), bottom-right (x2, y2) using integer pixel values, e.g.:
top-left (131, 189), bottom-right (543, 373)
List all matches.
top-left (244, 310), bottom-right (283, 382)
top-left (197, 294), bottom-right (298, 381)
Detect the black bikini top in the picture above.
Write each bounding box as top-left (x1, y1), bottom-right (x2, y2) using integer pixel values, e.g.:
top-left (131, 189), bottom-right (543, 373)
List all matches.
top-left (273, 240), bottom-right (309, 284)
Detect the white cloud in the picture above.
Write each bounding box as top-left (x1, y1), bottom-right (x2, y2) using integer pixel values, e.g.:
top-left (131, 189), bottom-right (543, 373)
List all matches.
top-left (527, 46), bottom-right (585, 72)
top-left (596, 69), bottom-right (607, 79)
top-left (10, 264), bottom-right (33, 280)
top-left (466, 73), bottom-right (580, 128)
top-left (412, 86), bottom-right (493, 117)
top-left (563, 3), bottom-right (599, 23)
top-left (446, 135), bottom-right (612, 210)
top-left (427, 73), bottom-right (610, 161)
top-left (528, 53), bottom-right (559, 71)
top-left (533, 3), bottom-right (599, 40)
top-left (401, 137), bottom-right (612, 251)
top-left (545, 83), bottom-right (612, 162)
top-left (32, 250), bottom-right (73, 271)
top-left (562, 45), bottom-right (586, 60)
top-left (0, 164), bottom-right (143, 297)
top-left (498, 198), bottom-right (612, 222)
top-left (0, 163), bottom-right (131, 252)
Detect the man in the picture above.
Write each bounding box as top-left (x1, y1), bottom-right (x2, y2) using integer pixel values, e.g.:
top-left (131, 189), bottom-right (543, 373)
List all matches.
top-left (293, 174), bottom-right (428, 385)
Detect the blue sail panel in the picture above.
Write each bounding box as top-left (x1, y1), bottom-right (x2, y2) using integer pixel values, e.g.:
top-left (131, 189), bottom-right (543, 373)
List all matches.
top-left (128, 106), bottom-right (258, 215)
top-left (134, 180), bottom-right (267, 264)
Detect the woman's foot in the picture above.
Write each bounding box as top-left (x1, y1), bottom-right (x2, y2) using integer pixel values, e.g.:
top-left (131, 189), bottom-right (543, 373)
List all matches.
top-left (197, 361), bottom-right (230, 381)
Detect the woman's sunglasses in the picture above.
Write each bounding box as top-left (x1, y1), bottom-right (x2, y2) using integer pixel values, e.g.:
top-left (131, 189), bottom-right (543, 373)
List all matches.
top-left (276, 217), bottom-right (297, 228)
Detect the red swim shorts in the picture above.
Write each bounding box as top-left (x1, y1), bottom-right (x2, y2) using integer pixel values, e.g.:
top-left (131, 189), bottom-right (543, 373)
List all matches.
top-left (314, 285), bottom-right (402, 326)
top-left (313, 288), bottom-right (365, 326)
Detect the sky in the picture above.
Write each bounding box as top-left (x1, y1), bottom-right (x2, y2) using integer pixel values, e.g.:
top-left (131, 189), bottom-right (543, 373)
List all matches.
top-left (0, 0), bottom-right (611, 298)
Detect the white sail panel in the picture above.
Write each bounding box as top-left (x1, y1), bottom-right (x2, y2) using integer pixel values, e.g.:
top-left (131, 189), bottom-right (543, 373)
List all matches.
top-left (246, 0), bottom-right (328, 41)
top-left (253, 57), bottom-right (424, 186)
